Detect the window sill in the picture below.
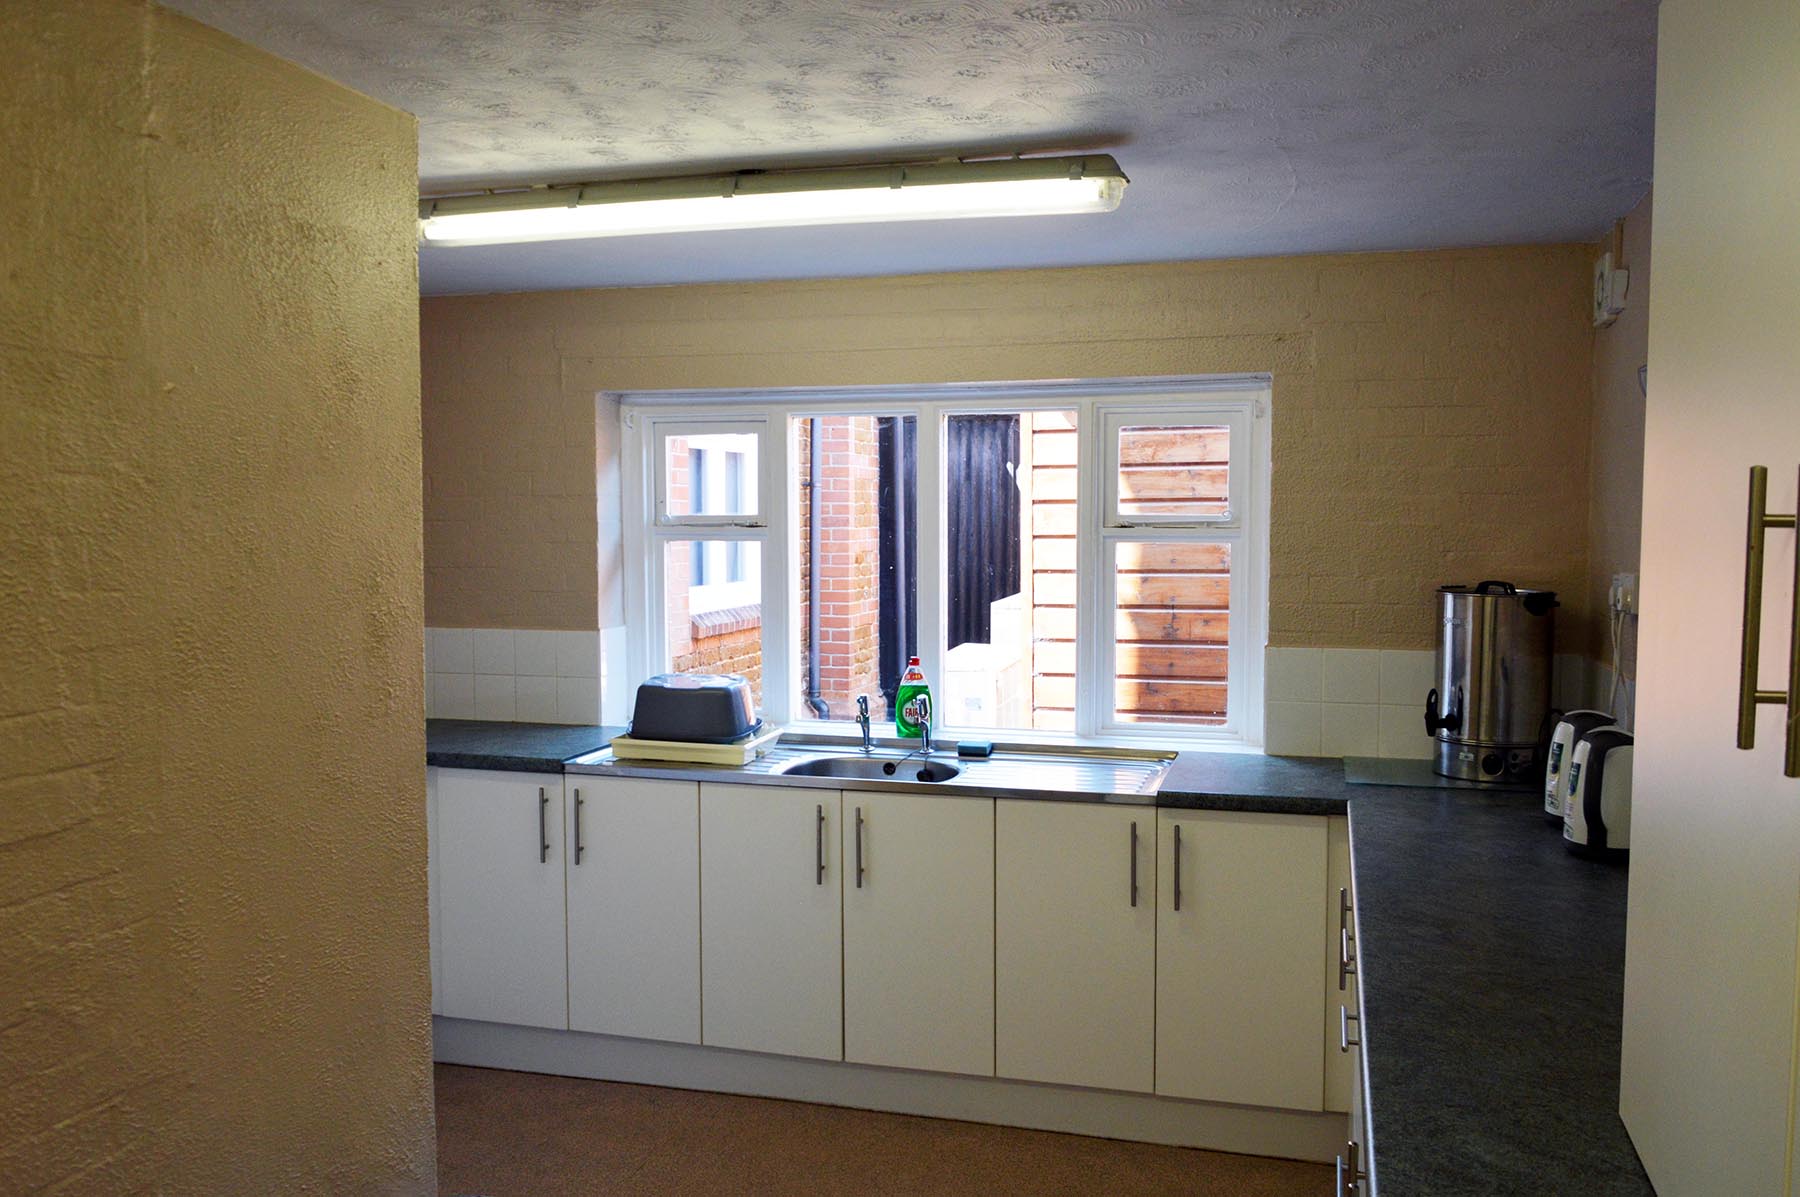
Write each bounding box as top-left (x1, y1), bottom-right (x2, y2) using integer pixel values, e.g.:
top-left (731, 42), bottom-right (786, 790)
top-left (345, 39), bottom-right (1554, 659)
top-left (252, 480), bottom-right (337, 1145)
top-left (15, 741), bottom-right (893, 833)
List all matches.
top-left (784, 719), bottom-right (1262, 755)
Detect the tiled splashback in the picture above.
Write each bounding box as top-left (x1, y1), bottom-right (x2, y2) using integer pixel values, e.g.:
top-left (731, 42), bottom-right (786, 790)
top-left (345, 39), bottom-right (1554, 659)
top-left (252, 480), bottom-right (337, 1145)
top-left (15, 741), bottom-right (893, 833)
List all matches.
top-left (425, 627), bottom-right (630, 725)
top-left (1266, 647), bottom-right (1617, 758)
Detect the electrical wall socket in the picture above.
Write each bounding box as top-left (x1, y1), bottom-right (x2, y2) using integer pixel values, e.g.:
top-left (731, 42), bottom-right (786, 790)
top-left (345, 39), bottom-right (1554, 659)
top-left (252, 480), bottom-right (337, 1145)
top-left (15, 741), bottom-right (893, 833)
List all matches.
top-left (1610, 572), bottom-right (1638, 615)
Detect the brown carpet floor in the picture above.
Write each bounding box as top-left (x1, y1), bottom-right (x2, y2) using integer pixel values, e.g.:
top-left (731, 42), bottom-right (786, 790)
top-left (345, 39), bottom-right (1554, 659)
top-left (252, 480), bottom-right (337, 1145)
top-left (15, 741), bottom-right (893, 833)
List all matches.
top-left (435, 1064), bottom-right (1333, 1196)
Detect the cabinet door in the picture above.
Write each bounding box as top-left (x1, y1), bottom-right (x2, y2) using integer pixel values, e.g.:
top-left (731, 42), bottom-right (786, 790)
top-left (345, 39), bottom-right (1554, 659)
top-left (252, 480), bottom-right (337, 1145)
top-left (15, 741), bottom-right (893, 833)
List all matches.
top-left (996, 799), bottom-right (1155, 1092)
top-left (427, 767), bottom-right (441, 1017)
top-left (1325, 815), bottom-right (1356, 1114)
top-left (434, 769), bottom-right (568, 1029)
top-left (566, 777), bottom-right (700, 1044)
top-left (1156, 809), bottom-right (1327, 1109)
top-left (700, 784), bottom-right (842, 1060)
top-left (843, 793), bottom-right (995, 1076)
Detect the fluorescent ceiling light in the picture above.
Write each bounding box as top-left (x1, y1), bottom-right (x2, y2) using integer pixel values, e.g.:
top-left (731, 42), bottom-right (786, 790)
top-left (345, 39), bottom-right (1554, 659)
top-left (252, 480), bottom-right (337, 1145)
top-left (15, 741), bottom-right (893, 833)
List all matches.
top-left (419, 155), bottom-right (1128, 247)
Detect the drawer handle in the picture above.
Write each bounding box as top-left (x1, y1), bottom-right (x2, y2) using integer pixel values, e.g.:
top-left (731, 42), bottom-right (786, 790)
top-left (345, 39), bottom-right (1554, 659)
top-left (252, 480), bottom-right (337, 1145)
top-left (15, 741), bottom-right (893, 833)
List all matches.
top-left (1172, 823), bottom-right (1182, 912)
top-left (1335, 1138), bottom-right (1366, 1197)
top-left (855, 806), bottom-right (865, 889)
top-left (815, 803), bottom-right (826, 885)
top-left (1737, 465), bottom-right (1800, 776)
top-left (538, 787), bottom-right (550, 864)
top-left (1129, 820), bottom-right (1138, 908)
top-left (1339, 1005), bottom-right (1361, 1053)
top-left (573, 790), bottom-right (584, 865)
top-left (1339, 925), bottom-right (1357, 991)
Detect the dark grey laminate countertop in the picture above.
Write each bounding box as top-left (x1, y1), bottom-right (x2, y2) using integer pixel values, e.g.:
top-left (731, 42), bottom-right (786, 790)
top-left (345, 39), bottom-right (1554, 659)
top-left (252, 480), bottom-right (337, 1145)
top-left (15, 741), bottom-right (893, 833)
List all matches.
top-left (1349, 783), bottom-right (1651, 1196)
top-left (422, 721), bottom-right (1647, 1193)
top-left (426, 719), bottom-right (619, 773)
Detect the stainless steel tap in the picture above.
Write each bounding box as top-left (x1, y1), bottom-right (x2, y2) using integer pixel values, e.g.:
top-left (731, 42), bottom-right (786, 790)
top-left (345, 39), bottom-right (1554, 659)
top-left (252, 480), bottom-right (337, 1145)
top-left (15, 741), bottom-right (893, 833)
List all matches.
top-left (856, 694), bottom-right (873, 753)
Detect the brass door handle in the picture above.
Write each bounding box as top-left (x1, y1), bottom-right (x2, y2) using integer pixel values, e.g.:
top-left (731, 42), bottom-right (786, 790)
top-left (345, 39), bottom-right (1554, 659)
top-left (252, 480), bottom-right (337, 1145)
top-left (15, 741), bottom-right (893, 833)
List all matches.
top-left (1737, 465), bottom-right (1800, 777)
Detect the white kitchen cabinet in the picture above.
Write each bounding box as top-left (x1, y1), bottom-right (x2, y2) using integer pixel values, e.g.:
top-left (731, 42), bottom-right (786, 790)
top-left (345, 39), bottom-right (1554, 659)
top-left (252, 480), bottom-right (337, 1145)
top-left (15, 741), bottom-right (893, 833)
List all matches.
top-left (1154, 809), bottom-right (1327, 1110)
top-left (1619, 5), bottom-right (1800, 1192)
top-left (1325, 816), bottom-right (1356, 1114)
top-left (434, 768), bottom-right (568, 1029)
top-left (427, 766), bottom-right (441, 1017)
top-left (700, 783), bottom-right (843, 1061)
top-left (565, 777), bottom-right (701, 1044)
top-left (995, 798), bottom-right (1156, 1093)
top-left (842, 792), bottom-right (995, 1076)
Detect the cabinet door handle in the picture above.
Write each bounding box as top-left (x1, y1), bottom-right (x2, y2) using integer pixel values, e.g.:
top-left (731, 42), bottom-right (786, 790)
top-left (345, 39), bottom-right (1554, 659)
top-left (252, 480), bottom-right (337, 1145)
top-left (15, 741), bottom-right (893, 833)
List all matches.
top-left (1172, 823), bottom-right (1183, 912)
top-left (1129, 820), bottom-right (1139, 908)
top-left (1737, 465), bottom-right (1800, 776)
top-left (1339, 1004), bottom-right (1361, 1053)
top-left (815, 803), bottom-right (826, 885)
top-left (573, 790), bottom-right (585, 865)
top-left (854, 806), bottom-right (865, 889)
top-left (1339, 886), bottom-right (1352, 938)
top-left (1334, 1138), bottom-right (1366, 1197)
top-left (538, 787), bottom-right (550, 864)
top-left (1339, 925), bottom-right (1357, 991)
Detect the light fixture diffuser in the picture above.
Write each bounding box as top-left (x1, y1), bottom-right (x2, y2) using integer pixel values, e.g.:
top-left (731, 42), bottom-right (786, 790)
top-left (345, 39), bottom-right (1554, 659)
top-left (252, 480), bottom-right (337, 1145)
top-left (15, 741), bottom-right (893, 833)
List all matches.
top-left (418, 155), bottom-right (1128, 247)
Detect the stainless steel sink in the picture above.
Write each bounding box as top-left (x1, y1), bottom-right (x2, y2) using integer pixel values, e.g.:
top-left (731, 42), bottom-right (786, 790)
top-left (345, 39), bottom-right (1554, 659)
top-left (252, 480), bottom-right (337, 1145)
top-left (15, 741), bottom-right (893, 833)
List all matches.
top-left (776, 755), bottom-right (963, 783)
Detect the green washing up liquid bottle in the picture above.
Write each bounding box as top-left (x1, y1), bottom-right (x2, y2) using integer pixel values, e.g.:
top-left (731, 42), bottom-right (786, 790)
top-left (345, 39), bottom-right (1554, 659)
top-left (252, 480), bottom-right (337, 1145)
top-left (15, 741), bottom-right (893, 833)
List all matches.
top-left (894, 656), bottom-right (931, 739)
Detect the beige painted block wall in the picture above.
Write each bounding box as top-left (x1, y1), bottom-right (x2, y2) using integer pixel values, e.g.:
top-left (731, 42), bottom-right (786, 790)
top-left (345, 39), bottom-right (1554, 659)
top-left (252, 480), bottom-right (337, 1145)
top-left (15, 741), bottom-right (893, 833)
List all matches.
top-left (425, 245), bottom-right (1596, 651)
top-left (2, 4), bottom-right (432, 1192)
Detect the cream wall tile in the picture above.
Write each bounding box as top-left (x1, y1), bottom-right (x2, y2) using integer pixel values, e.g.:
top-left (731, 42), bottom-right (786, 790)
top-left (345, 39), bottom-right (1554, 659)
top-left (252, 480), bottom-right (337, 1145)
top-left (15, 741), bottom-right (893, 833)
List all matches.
top-left (514, 630), bottom-right (558, 678)
top-left (555, 630), bottom-right (600, 679)
top-left (516, 675), bottom-right (558, 722)
top-left (557, 675), bottom-right (600, 724)
top-left (475, 674), bottom-right (516, 721)
top-left (1379, 705), bottom-right (1435, 759)
top-left (433, 628), bottom-right (473, 675)
top-left (424, 672), bottom-right (442, 718)
top-left (1378, 650), bottom-right (1435, 707)
top-left (1322, 649), bottom-right (1382, 703)
top-left (433, 671), bottom-right (474, 720)
top-left (1265, 701), bottom-right (1321, 756)
top-left (1265, 647), bottom-right (1322, 702)
top-left (472, 628), bottom-right (515, 676)
top-left (1321, 703), bottom-right (1381, 758)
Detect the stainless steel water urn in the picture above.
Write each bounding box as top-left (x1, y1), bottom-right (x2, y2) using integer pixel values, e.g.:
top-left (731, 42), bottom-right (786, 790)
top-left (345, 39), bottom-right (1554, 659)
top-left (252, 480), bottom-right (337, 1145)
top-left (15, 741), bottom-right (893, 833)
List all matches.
top-left (1427, 581), bottom-right (1558, 782)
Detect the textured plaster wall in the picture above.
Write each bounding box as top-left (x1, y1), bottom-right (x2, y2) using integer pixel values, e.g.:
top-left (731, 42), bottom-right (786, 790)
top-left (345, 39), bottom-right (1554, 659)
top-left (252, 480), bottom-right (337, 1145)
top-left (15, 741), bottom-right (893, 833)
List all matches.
top-left (2, 3), bottom-right (432, 1192)
top-left (422, 246), bottom-right (1595, 651)
top-left (1588, 190), bottom-right (1651, 698)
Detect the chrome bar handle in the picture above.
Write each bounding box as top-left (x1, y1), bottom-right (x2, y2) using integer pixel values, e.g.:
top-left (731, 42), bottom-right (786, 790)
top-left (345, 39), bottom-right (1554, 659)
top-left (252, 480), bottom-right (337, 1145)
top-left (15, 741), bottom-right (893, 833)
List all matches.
top-left (573, 790), bottom-right (585, 865)
top-left (815, 803), bottom-right (826, 885)
top-left (1739, 466), bottom-right (1799, 773)
top-left (1172, 823), bottom-right (1182, 912)
top-left (1339, 925), bottom-right (1357, 991)
top-left (1339, 1004), bottom-right (1361, 1053)
top-left (1335, 1139), bottom-right (1365, 1197)
top-left (538, 788), bottom-right (550, 864)
top-left (854, 806), bottom-right (865, 889)
top-left (1339, 886), bottom-right (1353, 938)
top-left (1788, 473), bottom-right (1800, 778)
top-left (1129, 821), bottom-right (1139, 908)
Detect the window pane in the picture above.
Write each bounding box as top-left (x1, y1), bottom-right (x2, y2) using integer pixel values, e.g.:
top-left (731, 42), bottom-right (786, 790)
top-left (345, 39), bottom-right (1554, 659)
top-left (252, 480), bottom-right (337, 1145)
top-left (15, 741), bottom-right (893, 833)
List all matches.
top-left (665, 539), bottom-right (762, 705)
top-left (795, 415), bottom-right (917, 723)
top-left (665, 432), bottom-right (759, 517)
top-left (1112, 540), bottom-right (1229, 726)
top-left (941, 409), bottom-right (1078, 732)
top-left (1116, 424), bottom-right (1228, 519)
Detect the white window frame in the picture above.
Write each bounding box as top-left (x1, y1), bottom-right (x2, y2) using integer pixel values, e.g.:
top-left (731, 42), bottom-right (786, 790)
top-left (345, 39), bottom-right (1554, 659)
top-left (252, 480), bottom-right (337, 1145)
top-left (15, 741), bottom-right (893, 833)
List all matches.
top-left (616, 376), bottom-right (1270, 749)
top-left (1086, 401), bottom-right (1262, 742)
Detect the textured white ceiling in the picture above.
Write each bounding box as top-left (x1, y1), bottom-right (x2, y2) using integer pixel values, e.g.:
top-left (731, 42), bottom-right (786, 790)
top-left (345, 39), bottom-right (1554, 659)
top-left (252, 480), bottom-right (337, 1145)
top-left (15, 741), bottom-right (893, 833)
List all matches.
top-left (166, 0), bottom-right (1658, 295)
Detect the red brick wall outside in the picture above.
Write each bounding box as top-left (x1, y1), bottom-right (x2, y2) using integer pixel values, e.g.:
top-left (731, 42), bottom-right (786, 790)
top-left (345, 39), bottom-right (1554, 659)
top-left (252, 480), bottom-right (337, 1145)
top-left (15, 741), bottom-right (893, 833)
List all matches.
top-left (797, 416), bottom-right (883, 719)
